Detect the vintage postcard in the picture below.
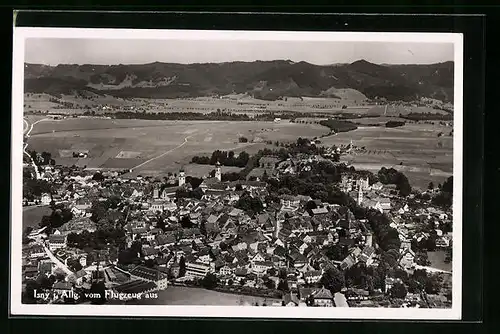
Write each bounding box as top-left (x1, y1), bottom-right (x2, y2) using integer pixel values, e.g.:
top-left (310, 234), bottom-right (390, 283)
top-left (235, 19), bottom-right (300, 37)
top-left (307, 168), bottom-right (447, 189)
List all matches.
top-left (11, 27), bottom-right (463, 319)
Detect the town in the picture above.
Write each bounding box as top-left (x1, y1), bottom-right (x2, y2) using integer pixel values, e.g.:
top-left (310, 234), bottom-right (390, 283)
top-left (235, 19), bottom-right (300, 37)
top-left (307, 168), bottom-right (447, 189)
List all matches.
top-left (22, 135), bottom-right (453, 308)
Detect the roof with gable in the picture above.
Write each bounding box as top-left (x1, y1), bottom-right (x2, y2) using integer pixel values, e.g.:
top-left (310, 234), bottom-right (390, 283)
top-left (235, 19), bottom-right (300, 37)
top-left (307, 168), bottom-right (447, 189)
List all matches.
top-left (313, 287), bottom-right (333, 300)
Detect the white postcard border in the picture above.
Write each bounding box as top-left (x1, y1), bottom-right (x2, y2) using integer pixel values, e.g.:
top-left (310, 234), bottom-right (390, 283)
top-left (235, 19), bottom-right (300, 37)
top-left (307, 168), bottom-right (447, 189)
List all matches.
top-left (11, 27), bottom-right (464, 319)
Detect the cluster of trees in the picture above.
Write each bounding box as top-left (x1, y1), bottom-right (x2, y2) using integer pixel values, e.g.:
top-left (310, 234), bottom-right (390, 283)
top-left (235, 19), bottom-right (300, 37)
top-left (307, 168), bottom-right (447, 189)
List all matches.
top-left (118, 241), bottom-right (144, 266)
top-left (377, 167), bottom-right (412, 196)
top-left (39, 204), bottom-right (74, 233)
top-left (236, 192), bottom-right (264, 215)
top-left (108, 110), bottom-right (256, 121)
top-left (319, 119), bottom-right (358, 133)
top-left (89, 195), bottom-right (124, 225)
top-left (267, 162), bottom-right (354, 203)
top-left (431, 176), bottom-right (453, 208)
top-left (385, 121), bottom-right (406, 128)
top-left (320, 266), bottom-right (346, 294)
top-left (23, 178), bottom-right (52, 200)
top-left (67, 228), bottom-right (127, 251)
top-left (200, 273), bottom-right (218, 290)
top-left (191, 150), bottom-right (250, 168)
top-left (27, 150), bottom-right (56, 166)
top-left (175, 186), bottom-right (204, 201)
top-left (402, 112), bottom-right (453, 121)
top-left (22, 274), bottom-right (60, 304)
top-left (393, 268), bottom-right (443, 295)
top-left (238, 136), bottom-right (249, 143)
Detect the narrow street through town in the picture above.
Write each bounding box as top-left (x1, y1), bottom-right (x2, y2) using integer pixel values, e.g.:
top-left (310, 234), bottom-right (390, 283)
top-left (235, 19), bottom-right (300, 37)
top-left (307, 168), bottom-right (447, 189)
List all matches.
top-left (41, 242), bottom-right (74, 277)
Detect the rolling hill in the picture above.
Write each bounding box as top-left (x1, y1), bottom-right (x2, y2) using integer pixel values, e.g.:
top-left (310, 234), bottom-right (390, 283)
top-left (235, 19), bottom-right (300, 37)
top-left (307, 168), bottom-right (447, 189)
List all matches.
top-left (24, 59), bottom-right (454, 102)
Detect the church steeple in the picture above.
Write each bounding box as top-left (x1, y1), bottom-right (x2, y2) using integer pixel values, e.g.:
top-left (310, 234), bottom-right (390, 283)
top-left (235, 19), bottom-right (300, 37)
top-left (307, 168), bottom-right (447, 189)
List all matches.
top-left (215, 161), bottom-right (221, 182)
top-left (178, 167), bottom-right (186, 187)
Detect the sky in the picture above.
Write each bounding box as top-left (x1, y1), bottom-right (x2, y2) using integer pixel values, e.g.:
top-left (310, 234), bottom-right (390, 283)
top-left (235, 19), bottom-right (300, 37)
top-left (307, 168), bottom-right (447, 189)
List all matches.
top-left (25, 38), bottom-right (454, 66)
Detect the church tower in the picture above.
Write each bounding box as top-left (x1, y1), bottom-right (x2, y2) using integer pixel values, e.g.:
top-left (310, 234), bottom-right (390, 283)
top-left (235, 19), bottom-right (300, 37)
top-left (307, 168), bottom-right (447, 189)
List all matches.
top-left (153, 186), bottom-right (159, 199)
top-left (357, 186), bottom-right (363, 206)
top-left (215, 161), bottom-right (222, 182)
top-left (178, 168), bottom-right (186, 187)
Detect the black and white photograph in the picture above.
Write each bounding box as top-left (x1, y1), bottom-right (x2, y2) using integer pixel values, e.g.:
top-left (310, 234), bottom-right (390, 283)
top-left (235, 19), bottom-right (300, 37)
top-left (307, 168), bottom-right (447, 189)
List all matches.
top-left (11, 28), bottom-right (463, 319)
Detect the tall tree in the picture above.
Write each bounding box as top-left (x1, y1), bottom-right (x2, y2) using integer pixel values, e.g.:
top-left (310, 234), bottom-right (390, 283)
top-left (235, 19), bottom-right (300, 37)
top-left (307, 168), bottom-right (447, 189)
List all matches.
top-left (320, 266), bottom-right (345, 293)
top-left (178, 256), bottom-right (186, 277)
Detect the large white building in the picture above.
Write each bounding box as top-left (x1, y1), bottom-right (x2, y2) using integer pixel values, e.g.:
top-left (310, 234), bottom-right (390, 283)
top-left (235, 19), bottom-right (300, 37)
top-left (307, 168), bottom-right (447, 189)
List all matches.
top-left (185, 261), bottom-right (215, 279)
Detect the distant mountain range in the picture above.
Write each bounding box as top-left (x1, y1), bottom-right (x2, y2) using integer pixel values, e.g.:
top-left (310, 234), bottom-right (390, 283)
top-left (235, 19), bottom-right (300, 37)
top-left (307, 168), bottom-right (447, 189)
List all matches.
top-left (24, 59), bottom-right (454, 102)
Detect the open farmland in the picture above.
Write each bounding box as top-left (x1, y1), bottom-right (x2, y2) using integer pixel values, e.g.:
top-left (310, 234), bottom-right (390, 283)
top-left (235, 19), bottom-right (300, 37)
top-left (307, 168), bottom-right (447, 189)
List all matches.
top-left (25, 108), bottom-right (454, 189)
top-left (321, 122), bottom-right (453, 189)
top-left (26, 118), bottom-right (329, 175)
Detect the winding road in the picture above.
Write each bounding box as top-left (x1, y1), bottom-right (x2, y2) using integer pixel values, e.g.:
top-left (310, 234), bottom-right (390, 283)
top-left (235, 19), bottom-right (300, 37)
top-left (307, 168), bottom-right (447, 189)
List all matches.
top-left (23, 117), bottom-right (46, 180)
top-left (41, 242), bottom-right (74, 277)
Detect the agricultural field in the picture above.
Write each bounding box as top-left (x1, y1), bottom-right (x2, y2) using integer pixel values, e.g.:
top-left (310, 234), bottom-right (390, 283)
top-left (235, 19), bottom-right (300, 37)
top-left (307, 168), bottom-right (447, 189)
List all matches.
top-left (26, 118), bottom-right (328, 176)
top-left (24, 97), bottom-right (454, 189)
top-left (320, 122), bottom-right (453, 190)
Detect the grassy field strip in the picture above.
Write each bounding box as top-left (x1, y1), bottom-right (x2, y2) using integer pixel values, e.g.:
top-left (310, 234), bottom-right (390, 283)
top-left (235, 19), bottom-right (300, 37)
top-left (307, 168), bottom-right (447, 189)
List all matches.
top-left (130, 130), bottom-right (208, 171)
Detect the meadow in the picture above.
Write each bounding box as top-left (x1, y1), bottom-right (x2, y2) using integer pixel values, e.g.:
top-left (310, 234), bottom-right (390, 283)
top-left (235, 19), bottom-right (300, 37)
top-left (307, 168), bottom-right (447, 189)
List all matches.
top-left (136, 286), bottom-right (280, 306)
top-left (25, 93), bottom-right (454, 189)
top-left (27, 118), bottom-right (329, 175)
top-left (320, 122), bottom-right (453, 189)
top-left (25, 93), bottom-right (450, 117)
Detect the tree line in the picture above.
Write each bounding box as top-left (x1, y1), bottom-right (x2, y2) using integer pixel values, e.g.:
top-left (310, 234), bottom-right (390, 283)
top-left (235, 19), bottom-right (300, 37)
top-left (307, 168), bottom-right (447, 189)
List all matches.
top-left (377, 167), bottom-right (412, 197)
top-left (319, 119), bottom-right (358, 133)
top-left (191, 150), bottom-right (250, 168)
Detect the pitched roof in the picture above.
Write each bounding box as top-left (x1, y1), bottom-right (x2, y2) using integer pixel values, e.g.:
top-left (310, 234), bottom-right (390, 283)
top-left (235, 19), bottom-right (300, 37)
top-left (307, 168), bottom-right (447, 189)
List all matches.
top-left (313, 287), bottom-right (333, 300)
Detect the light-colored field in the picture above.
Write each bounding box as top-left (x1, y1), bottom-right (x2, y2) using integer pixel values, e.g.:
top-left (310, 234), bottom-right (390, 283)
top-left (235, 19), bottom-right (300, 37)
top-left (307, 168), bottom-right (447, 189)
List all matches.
top-left (27, 118), bottom-right (328, 173)
top-left (135, 286), bottom-right (280, 306)
top-left (321, 123), bottom-right (453, 189)
top-left (25, 109), bottom-right (454, 189)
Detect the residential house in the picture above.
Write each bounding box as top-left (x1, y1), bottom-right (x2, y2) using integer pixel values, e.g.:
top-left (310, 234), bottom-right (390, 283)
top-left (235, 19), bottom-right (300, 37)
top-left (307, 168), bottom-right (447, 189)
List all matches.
top-left (282, 292), bottom-right (300, 306)
top-left (358, 246), bottom-right (376, 265)
top-left (399, 248), bottom-right (416, 270)
top-left (28, 246), bottom-right (46, 259)
top-left (41, 193), bottom-right (52, 205)
top-left (303, 270), bottom-right (322, 284)
top-left (48, 234), bottom-right (67, 251)
top-left (251, 261), bottom-right (274, 274)
top-left (340, 254), bottom-right (357, 271)
top-left (280, 195), bottom-right (301, 211)
top-left (312, 287), bottom-right (334, 307)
